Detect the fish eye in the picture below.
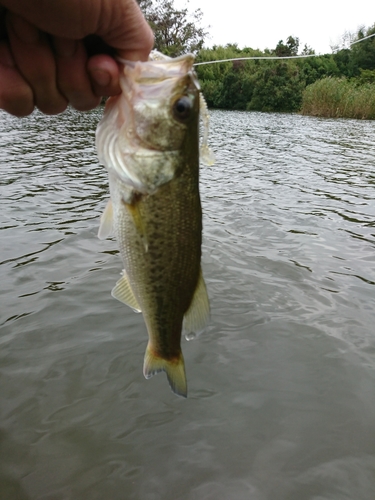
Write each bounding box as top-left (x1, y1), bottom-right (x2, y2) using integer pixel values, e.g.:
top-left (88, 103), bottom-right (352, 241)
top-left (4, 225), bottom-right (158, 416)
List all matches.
top-left (173, 96), bottom-right (192, 122)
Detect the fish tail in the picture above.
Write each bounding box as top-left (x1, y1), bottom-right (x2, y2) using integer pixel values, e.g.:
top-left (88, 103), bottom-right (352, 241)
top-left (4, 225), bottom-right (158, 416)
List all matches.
top-left (143, 343), bottom-right (187, 398)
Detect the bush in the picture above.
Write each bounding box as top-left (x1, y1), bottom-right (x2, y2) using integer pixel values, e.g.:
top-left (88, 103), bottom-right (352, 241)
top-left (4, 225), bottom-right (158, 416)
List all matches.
top-left (301, 77), bottom-right (375, 119)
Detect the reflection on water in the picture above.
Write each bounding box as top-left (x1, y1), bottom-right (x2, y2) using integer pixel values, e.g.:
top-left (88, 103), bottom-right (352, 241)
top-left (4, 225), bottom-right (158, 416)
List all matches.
top-left (1, 108), bottom-right (375, 499)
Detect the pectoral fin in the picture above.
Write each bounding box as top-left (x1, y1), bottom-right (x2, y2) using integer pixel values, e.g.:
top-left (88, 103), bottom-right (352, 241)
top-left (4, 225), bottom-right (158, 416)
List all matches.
top-left (183, 268), bottom-right (210, 340)
top-left (143, 343), bottom-right (187, 398)
top-left (98, 199), bottom-right (113, 240)
top-left (111, 271), bottom-right (141, 313)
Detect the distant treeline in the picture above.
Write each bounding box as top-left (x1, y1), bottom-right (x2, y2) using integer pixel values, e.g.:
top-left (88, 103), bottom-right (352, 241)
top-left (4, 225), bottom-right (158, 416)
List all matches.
top-left (195, 26), bottom-right (375, 119)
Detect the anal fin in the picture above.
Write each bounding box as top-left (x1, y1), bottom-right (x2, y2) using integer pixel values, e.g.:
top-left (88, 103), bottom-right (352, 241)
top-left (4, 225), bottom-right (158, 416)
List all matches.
top-left (183, 268), bottom-right (210, 340)
top-left (111, 270), bottom-right (141, 313)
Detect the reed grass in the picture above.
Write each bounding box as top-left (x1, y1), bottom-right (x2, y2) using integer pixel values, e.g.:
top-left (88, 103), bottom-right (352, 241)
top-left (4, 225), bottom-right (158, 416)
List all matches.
top-left (300, 77), bottom-right (375, 119)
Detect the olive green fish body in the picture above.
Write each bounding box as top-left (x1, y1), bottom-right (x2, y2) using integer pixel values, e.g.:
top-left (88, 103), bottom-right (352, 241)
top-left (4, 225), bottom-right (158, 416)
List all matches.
top-left (96, 52), bottom-right (210, 397)
top-left (112, 166), bottom-right (201, 393)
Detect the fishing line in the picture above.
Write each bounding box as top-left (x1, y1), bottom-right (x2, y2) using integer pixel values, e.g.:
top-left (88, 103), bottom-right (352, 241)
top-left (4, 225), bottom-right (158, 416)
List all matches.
top-left (193, 32), bottom-right (375, 66)
top-left (195, 54), bottom-right (318, 66)
top-left (350, 32), bottom-right (375, 45)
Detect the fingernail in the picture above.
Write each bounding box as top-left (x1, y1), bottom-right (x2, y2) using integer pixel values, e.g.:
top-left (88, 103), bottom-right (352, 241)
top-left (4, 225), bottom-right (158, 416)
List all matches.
top-left (8, 14), bottom-right (39, 43)
top-left (90, 69), bottom-right (111, 87)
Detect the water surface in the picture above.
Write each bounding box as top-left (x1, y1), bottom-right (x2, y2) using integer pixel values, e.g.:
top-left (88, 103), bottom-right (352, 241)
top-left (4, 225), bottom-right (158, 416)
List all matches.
top-left (1, 108), bottom-right (375, 499)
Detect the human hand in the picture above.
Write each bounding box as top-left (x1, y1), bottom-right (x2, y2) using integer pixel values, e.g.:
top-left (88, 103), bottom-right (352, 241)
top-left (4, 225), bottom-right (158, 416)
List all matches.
top-left (0, 0), bottom-right (154, 116)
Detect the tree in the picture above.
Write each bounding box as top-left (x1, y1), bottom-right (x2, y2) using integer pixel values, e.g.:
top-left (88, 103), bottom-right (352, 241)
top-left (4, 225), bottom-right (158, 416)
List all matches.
top-left (138, 0), bottom-right (209, 57)
top-left (247, 61), bottom-right (304, 112)
top-left (331, 23), bottom-right (375, 76)
top-left (275, 36), bottom-right (299, 57)
top-left (332, 49), bottom-right (353, 77)
top-left (301, 44), bottom-right (315, 55)
top-left (350, 24), bottom-right (375, 71)
top-left (298, 55), bottom-right (339, 85)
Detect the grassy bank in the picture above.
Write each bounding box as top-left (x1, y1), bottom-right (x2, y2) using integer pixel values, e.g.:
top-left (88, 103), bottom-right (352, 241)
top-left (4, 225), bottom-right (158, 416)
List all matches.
top-left (301, 77), bottom-right (375, 119)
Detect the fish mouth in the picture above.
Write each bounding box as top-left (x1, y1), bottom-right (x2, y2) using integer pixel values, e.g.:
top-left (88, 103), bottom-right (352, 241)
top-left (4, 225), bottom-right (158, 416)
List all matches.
top-left (116, 51), bottom-right (195, 74)
top-left (117, 52), bottom-right (199, 99)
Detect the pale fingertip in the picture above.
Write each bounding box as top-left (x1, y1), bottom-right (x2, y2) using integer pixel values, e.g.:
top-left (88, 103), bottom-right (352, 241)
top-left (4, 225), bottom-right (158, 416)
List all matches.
top-left (2, 100), bottom-right (34, 117)
top-left (37, 99), bottom-right (68, 116)
top-left (87, 55), bottom-right (121, 96)
top-left (71, 96), bottom-right (101, 112)
top-left (0, 57), bottom-right (34, 116)
top-left (90, 68), bottom-right (111, 88)
top-left (0, 86), bottom-right (34, 117)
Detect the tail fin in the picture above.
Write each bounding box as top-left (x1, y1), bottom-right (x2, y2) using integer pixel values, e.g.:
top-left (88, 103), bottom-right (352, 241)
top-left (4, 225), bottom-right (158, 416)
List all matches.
top-left (143, 343), bottom-right (187, 398)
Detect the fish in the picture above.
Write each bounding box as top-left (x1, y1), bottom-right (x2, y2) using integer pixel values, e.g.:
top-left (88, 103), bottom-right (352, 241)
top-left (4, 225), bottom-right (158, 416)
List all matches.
top-left (96, 51), bottom-right (213, 397)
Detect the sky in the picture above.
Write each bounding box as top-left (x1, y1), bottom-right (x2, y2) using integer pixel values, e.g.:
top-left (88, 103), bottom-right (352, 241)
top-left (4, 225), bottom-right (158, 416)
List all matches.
top-left (175, 0), bottom-right (375, 54)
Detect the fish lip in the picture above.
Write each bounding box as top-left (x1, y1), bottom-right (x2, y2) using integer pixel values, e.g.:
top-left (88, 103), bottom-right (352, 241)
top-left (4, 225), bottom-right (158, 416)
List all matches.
top-left (116, 52), bottom-right (198, 92)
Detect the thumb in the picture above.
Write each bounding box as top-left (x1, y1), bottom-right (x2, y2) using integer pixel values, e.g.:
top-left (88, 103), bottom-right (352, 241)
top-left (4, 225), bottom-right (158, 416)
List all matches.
top-left (96, 0), bottom-right (154, 61)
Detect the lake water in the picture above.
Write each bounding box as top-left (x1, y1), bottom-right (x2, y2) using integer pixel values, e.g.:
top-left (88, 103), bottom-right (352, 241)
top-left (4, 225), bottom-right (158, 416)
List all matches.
top-left (1, 108), bottom-right (375, 500)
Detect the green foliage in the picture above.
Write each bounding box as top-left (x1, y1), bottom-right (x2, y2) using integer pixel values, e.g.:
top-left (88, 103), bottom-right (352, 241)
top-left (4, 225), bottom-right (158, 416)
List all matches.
top-left (332, 49), bottom-right (353, 77)
top-left (196, 42), bottom-right (314, 112)
top-left (274, 36), bottom-right (299, 57)
top-left (219, 63), bottom-right (256, 110)
top-left (350, 24), bottom-right (375, 72)
top-left (301, 77), bottom-right (375, 119)
top-left (301, 44), bottom-right (315, 55)
top-left (190, 23), bottom-right (375, 117)
top-left (138, 0), bottom-right (208, 56)
top-left (196, 46), bottom-right (260, 109)
top-left (357, 69), bottom-right (375, 84)
top-left (331, 24), bottom-right (375, 77)
top-left (247, 62), bottom-right (304, 112)
top-left (297, 55), bottom-right (340, 85)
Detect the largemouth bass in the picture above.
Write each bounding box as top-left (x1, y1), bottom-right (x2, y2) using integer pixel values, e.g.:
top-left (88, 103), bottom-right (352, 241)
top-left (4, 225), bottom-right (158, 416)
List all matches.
top-left (96, 52), bottom-right (211, 397)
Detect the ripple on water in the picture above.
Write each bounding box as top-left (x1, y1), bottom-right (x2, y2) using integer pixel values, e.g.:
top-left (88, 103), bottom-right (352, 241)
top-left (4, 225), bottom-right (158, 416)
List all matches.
top-left (1, 108), bottom-right (375, 499)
